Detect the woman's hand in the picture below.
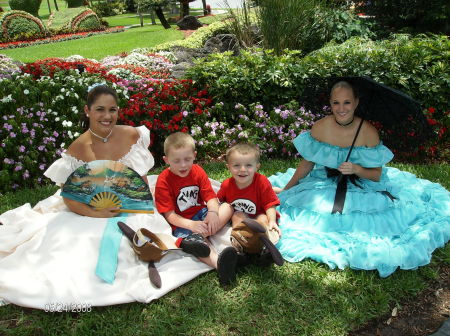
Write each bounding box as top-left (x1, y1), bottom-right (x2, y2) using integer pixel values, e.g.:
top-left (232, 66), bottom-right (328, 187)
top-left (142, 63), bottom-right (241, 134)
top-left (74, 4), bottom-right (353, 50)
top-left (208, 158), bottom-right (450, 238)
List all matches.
top-left (272, 186), bottom-right (284, 194)
top-left (92, 207), bottom-right (121, 218)
top-left (338, 162), bottom-right (360, 175)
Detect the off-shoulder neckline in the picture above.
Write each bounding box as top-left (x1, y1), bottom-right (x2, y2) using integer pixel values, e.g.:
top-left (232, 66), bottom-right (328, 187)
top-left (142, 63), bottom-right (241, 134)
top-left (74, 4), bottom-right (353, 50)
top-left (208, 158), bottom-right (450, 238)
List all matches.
top-left (302, 131), bottom-right (383, 151)
top-left (62, 126), bottom-right (146, 164)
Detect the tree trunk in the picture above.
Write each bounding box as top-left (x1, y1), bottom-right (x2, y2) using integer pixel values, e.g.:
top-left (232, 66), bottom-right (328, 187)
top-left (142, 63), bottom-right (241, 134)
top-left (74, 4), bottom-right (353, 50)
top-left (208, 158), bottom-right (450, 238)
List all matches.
top-left (202, 0), bottom-right (207, 16)
top-left (53, 0), bottom-right (59, 10)
top-left (137, 4), bottom-right (144, 27)
top-left (154, 7), bottom-right (171, 29)
top-left (46, 0), bottom-right (52, 14)
top-left (150, 9), bottom-right (156, 25)
top-left (181, 2), bottom-right (189, 17)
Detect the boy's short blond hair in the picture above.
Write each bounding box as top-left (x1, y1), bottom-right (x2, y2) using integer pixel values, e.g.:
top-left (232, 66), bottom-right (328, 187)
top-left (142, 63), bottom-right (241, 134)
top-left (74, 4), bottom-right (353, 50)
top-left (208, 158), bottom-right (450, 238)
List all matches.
top-left (225, 143), bottom-right (260, 163)
top-left (164, 132), bottom-right (196, 155)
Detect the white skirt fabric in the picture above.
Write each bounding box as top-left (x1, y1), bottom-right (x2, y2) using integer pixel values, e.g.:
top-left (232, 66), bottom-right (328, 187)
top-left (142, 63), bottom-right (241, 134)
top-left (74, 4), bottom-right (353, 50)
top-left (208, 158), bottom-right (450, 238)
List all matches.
top-left (0, 176), bottom-right (231, 310)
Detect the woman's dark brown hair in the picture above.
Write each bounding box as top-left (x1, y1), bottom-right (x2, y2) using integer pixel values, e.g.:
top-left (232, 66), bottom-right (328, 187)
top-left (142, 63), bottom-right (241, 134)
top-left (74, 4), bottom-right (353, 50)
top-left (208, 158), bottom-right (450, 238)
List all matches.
top-left (80, 85), bottom-right (119, 131)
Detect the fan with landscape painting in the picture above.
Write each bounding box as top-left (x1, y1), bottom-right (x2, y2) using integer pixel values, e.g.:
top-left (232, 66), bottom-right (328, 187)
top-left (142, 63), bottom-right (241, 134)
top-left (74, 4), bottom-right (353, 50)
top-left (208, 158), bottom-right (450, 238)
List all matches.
top-left (61, 160), bottom-right (154, 214)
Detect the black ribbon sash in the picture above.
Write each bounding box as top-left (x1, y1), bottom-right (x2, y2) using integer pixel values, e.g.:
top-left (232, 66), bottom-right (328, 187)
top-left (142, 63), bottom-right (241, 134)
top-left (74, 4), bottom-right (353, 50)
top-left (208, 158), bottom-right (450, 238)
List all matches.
top-left (326, 168), bottom-right (362, 214)
top-left (326, 118), bottom-right (396, 214)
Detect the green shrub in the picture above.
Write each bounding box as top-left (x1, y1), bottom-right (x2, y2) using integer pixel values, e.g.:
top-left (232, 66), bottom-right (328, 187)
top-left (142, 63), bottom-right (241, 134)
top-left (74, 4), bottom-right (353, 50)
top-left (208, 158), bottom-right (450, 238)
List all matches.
top-left (355, 0), bottom-right (449, 35)
top-left (186, 48), bottom-right (305, 123)
top-left (8, 0), bottom-right (41, 17)
top-left (146, 20), bottom-right (230, 52)
top-left (302, 34), bottom-right (450, 114)
top-left (0, 10), bottom-right (48, 42)
top-left (47, 8), bottom-right (103, 34)
top-left (90, 0), bottom-right (127, 17)
top-left (187, 34), bottom-right (449, 119)
top-left (255, 0), bottom-right (375, 55)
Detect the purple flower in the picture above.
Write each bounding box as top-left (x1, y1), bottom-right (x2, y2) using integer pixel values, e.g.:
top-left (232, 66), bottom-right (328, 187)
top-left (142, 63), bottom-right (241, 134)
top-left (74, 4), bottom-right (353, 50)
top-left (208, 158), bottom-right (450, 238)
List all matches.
top-left (4, 158), bottom-right (14, 164)
top-left (39, 164), bottom-right (46, 170)
top-left (182, 111), bottom-right (188, 117)
top-left (23, 170), bottom-right (30, 179)
top-left (10, 132), bottom-right (16, 138)
top-left (14, 165), bottom-right (22, 171)
top-left (19, 145), bottom-right (25, 152)
top-left (38, 145), bottom-right (45, 151)
top-left (53, 131), bottom-right (59, 137)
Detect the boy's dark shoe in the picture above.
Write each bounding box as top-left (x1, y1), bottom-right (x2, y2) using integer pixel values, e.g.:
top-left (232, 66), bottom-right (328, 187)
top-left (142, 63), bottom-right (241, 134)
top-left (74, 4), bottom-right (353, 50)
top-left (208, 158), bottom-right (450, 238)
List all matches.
top-left (180, 233), bottom-right (210, 258)
top-left (253, 248), bottom-right (275, 267)
top-left (217, 246), bottom-right (238, 286)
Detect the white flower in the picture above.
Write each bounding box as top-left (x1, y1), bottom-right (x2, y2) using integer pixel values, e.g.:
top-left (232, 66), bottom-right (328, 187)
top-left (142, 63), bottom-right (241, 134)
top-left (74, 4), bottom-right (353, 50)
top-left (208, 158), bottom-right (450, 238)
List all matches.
top-left (1, 94), bottom-right (13, 103)
top-left (62, 120), bottom-right (73, 127)
top-left (23, 89), bottom-right (30, 95)
top-left (55, 117), bottom-right (60, 121)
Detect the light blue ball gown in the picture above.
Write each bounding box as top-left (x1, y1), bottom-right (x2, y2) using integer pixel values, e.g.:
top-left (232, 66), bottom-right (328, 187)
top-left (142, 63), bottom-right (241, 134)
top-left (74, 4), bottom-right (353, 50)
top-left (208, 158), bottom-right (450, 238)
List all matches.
top-left (269, 131), bottom-right (450, 277)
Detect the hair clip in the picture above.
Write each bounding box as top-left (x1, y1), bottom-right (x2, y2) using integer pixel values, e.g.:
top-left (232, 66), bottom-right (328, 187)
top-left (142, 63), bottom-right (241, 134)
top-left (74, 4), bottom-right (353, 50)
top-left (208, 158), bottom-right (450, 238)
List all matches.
top-left (87, 83), bottom-right (104, 93)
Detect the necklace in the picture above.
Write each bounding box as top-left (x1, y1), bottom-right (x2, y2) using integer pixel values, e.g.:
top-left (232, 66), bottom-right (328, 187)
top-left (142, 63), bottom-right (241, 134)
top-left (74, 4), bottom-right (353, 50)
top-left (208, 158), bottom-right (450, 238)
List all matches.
top-left (89, 128), bottom-right (113, 143)
top-left (335, 116), bottom-right (354, 127)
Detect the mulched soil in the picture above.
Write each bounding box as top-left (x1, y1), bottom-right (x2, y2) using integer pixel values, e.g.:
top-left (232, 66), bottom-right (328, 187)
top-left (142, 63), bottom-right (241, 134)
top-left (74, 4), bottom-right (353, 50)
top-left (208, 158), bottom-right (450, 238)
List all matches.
top-left (350, 264), bottom-right (450, 336)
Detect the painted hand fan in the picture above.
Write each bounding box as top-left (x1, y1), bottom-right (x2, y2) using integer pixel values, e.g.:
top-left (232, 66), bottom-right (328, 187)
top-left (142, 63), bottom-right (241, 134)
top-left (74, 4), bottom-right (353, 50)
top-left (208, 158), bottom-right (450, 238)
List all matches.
top-left (61, 160), bottom-right (154, 214)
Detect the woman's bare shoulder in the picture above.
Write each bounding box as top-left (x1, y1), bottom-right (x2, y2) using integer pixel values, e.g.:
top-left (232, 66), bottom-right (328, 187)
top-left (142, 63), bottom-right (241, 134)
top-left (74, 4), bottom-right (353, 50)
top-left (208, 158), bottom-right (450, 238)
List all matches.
top-left (362, 121), bottom-right (380, 147)
top-left (66, 132), bottom-right (89, 158)
top-left (116, 125), bottom-right (139, 141)
top-left (311, 116), bottom-right (331, 138)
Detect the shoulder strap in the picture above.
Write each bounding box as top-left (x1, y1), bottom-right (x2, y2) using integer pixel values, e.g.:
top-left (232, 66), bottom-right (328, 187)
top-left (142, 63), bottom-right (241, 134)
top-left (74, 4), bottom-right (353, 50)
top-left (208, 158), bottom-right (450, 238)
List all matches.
top-left (344, 118), bottom-right (364, 162)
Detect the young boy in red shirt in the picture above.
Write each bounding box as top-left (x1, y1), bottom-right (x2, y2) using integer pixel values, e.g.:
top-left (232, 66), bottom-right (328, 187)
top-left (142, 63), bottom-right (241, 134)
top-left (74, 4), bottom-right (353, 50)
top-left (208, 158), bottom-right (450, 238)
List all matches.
top-left (217, 143), bottom-right (282, 264)
top-left (155, 132), bottom-right (238, 286)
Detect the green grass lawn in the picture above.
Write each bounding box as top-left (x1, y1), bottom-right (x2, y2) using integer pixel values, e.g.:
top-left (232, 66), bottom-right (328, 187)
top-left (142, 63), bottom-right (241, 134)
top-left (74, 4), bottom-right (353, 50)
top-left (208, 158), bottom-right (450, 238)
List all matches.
top-left (0, 8), bottom-right (226, 62)
top-left (1, 25), bottom-right (184, 62)
top-left (0, 160), bottom-right (448, 335)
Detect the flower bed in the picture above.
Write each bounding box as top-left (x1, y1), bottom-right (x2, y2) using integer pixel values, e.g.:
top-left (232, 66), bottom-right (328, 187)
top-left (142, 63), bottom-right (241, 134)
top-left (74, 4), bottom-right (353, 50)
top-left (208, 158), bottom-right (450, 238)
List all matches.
top-left (0, 26), bottom-right (125, 50)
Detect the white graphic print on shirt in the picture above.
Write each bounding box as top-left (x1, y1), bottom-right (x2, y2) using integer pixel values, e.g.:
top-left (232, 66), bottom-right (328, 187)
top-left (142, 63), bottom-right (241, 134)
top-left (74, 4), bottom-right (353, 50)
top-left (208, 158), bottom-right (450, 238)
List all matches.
top-left (177, 185), bottom-right (200, 212)
top-left (231, 198), bottom-right (256, 215)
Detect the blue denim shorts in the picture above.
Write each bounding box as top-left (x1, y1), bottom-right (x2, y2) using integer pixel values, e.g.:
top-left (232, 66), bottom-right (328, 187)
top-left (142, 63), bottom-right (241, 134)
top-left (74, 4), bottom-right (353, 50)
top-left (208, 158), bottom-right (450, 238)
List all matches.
top-left (173, 207), bottom-right (209, 238)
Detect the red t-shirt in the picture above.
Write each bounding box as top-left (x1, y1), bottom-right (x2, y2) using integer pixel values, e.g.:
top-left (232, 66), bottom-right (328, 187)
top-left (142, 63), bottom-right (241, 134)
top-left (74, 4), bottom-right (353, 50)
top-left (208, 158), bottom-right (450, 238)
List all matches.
top-left (217, 172), bottom-right (280, 218)
top-left (155, 164), bottom-right (217, 220)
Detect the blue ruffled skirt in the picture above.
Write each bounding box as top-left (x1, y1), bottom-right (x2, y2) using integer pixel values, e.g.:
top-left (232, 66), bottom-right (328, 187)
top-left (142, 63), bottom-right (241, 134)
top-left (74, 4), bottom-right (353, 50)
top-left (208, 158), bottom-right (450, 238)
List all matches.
top-left (269, 166), bottom-right (450, 277)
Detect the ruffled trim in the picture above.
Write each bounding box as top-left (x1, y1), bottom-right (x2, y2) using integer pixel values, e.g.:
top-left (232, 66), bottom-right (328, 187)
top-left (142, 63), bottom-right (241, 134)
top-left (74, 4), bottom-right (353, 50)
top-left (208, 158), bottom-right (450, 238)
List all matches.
top-left (44, 153), bottom-right (85, 184)
top-left (119, 126), bottom-right (154, 176)
top-left (270, 166), bottom-right (450, 277)
top-left (44, 126), bottom-right (154, 184)
top-left (293, 132), bottom-right (393, 168)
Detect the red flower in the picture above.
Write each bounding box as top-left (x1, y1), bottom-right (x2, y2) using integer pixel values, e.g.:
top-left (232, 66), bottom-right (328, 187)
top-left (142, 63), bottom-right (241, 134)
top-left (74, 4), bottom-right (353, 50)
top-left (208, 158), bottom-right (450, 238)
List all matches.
top-left (427, 118), bottom-right (438, 126)
top-left (428, 107), bottom-right (436, 114)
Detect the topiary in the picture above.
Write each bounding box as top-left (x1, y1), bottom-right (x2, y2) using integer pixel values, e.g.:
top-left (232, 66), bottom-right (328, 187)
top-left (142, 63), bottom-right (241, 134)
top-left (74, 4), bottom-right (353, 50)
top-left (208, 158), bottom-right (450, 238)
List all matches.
top-left (0, 10), bottom-right (48, 42)
top-left (47, 8), bottom-right (103, 34)
top-left (8, 0), bottom-right (42, 17)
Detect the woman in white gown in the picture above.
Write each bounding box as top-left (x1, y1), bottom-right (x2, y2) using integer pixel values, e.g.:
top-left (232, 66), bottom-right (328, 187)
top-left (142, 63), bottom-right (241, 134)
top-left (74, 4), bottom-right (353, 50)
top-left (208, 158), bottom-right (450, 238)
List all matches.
top-left (0, 85), bottom-right (220, 309)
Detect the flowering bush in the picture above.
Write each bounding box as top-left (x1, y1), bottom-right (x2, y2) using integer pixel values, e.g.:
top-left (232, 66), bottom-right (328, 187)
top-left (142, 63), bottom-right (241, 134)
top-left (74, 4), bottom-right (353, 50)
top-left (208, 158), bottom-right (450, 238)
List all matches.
top-left (0, 68), bottom-right (128, 193)
top-left (418, 107), bottom-right (449, 161)
top-left (190, 101), bottom-right (324, 160)
top-left (0, 54), bottom-right (23, 79)
top-left (118, 79), bottom-right (213, 161)
top-left (0, 26), bottom-right (124, 50)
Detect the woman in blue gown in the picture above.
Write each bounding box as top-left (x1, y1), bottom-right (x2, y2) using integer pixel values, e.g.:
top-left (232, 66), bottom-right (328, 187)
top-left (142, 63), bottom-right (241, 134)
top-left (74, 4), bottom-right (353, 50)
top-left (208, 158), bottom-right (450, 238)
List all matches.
top-left (269, 81), bottom-right (450, 277)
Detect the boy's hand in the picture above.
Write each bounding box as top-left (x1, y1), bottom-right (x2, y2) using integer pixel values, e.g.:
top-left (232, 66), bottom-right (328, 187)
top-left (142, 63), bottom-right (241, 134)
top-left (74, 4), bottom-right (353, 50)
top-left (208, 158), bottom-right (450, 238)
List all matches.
top-left (189, 220), bottom-right (209, 236)
top-left (204, 211), bottom-right (221, 236)
top-left (269, 221), bottom-right (281, 237)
